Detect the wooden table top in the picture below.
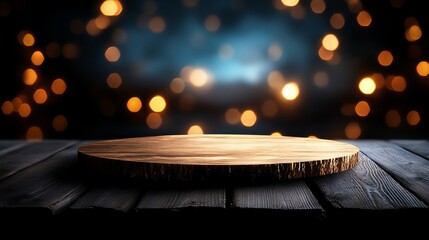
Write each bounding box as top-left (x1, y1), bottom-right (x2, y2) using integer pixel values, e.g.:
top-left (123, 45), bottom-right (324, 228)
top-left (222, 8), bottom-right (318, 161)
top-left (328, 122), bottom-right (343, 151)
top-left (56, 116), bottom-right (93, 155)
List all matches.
top-left (1, 139), bottom-right (428, 232)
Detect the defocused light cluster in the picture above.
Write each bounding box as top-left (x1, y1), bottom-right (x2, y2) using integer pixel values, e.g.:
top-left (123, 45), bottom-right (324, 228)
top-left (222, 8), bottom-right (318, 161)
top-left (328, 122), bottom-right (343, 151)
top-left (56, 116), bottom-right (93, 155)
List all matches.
top-left (1, 0), bottom-right (427, 140)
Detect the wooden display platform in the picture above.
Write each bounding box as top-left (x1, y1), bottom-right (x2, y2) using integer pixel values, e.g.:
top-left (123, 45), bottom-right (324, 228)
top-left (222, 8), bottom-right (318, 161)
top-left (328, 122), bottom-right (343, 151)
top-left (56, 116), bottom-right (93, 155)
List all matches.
top-left (78, 135), bottom-right (359, 181)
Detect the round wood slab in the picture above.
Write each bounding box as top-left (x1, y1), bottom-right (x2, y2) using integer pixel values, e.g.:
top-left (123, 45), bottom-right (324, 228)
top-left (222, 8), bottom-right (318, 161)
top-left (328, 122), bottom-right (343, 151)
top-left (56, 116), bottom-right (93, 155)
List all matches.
top-left (78, 135), bottom-right (359, 182)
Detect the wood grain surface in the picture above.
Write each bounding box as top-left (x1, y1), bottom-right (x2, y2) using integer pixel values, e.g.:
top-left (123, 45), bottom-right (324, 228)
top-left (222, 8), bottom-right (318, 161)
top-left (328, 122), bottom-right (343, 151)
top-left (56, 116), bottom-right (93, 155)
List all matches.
top-left (79, 135), bottom-right (359, 182)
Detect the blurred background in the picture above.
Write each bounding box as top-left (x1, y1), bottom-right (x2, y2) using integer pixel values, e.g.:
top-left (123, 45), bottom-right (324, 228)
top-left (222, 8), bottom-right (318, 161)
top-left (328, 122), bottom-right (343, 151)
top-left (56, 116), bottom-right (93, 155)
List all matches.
top-left (0, 0), bottom-right (428, 140)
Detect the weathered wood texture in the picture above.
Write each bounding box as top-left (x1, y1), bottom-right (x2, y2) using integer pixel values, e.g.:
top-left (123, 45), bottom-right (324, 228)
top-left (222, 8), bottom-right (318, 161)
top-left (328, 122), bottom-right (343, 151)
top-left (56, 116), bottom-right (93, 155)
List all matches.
top-left (70, 183), bottom-right (141, 212)
top-left (0, 141), bottom-right (75, 181)
top-left (233, 181), bottom-right (322, 210)
top-left (0, 142), bottom-right (87, 214)
top-left (79, 135), bottom-right (359, 181)
top-left (313, 152), bottom-right (427, 209)
top-left (391, 140), bottom-right (429, 160)
top-left (351, 141), bottom-right (429, 204)
top-left (137, 187), bottom-right (225, 209)
top-left (0, 141), bottom-right (28, 156)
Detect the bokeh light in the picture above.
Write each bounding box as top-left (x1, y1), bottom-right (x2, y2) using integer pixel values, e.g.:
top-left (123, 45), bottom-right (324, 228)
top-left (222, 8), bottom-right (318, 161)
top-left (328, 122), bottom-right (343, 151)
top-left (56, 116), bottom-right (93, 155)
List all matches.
top-left (26, 126), bottom-right (43, 140)
top-left (52, 115), bottom-right (68, 132)
top-left (1, 0), bottom-right (428, 140)
top-left (23, 68), bottom-right (37, 85)
top-left (33, 89), bottom-right (48, 104)
top-left (282, 82), bottom-right (300, 100)
top-left (322, 34), bottom-right (339, 51)
top-left (149, 95), bottom-right (166, 113)
top-left (51, 78), bottom-right (67, 95)
top-left (126, 97), bottom-right (142, 113)
top-left (188, 125), bottom-right (203, 134)
top-left (146, 112), bottom-right (162, 129)
top-left (241, 110), bottom-right (257, 127)
top-left (359, 77), bottom-right (376, 95)
top-left (31, 51), bottom-right (44, 66)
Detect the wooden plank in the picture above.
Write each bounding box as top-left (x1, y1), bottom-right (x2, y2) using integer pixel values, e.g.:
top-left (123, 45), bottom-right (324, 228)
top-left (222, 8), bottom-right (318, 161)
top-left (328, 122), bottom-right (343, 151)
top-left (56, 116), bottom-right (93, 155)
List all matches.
top-left (0, 140), bottom-right (75, 180)
top-left (391, 140), bottom-right (429, 160)
top-left (137, 186), bottom-right (225, 209)
top-left (347, 140), bottom-right (429, 205)
top-left (0, 142), bottom-right (87, 214)
top-left (313, 152), bottom-right (426, 209)
top-left (79, 135), bottom-right (359, 181)
top-left (70, 183), bottom-right (141, 212)
top-left (0, 141), bottom-right (28, 156)
top-left (233, 180), bottom-right (322, 210)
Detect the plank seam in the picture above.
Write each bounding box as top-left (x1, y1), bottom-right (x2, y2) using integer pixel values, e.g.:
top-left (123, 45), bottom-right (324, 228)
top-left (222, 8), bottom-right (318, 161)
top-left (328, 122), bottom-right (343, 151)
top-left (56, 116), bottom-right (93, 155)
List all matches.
top-left (0, 141), bottom-right (78, 182)
top-left (389, 141), bottom-right (429, 161)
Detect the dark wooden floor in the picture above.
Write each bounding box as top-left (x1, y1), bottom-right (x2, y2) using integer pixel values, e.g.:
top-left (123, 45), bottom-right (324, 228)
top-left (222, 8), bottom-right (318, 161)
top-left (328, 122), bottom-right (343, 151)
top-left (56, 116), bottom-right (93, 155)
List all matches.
top-left (0, 139), bottom-right (428, 234)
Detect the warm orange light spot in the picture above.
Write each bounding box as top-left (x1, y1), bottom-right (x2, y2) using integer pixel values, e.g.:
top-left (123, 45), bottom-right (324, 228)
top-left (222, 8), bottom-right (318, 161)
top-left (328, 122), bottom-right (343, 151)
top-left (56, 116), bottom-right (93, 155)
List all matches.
top-left (357, 10), bottom-right (372, 27)
top-left (308, 135), bottom-right (318, 139)
top-left (355, 101), bottom-right (370, 117)
top-left (313, 71), bottom-right (329, 87)
top-left (170, 78), bottom-right (185, 94)
top-left (86, 19), bottom-right (101, 36)
top-left (322, 34), bottom-right (339, 51)
top-left (205, 15), bottom-right (220, 32)
top-left (262, 100), bottom-right (278, 118)
top-left (271, 132), bottom-right (282, 136)
top-left (12, 97), bottom-right (23, 112)
top-left (95, 15), bottom-right (111, 29)
top-left (241, 110), bottom-right (257, 127)
top-left (149, 95), bottom-right (166, 112)
top-left (318, 46), bottom-right (334, 61)
top-left (23, 68), bottom-right (37, 85)
top-left (51, 78), bottom-right (67, 95)
top-left (225, 108), bottom-right (241, 125)
top-left (1, 101), bottom-right (13, 115)
top-left (416, 61), bottom-right (429, 76)
top-left (106, 73), bottom-right (122, 88)
top-left (282, 82), bottom-right (299, 100)
top-left (146, 112), bottom-right (162, 129)
top-left (52, 115), bottom-right (68, 132)
top-left (187, 125), bottom-right (203, 134)
top-left (189, 68), bottom-right (209, 87)
top-left (405, 25), bottom-right (422, 42)
top-left (23, 33), bottom-right (35, 47)
top-left (359, 77), bottom-right (376, 95)
top-left (267, 71), bottom-right (285, 89)
top-left (18, 103), bottom-right (31, 117)
top-left (310, 0), bottom-right (325, 14)
top-left (281, 0), bottom-right (299, 7)
top-left (378, 50), bottom-right (393, 66)
top-left (26, 126), bottom-right (43, 141)
top-left (390, 76), bottom-right (406, 92)
top-left (149, 16), bottom-right (166, 33)
top-left (105, 46), bottom-right (120, 62)
top-left (330, 13), bottom-right (345, 29)
top-left (31, 51), bottom-right (44, 66)
top-left (33, 89), bottom-right (48, 104)
top-left (385, 110), bottom-right (401, 127)
top-left (100, 0), bottom-right (122, 16)
top-left (407, 111), bottom-right (420, 126)
top-left (126, 97), bottom-right (142, 113)
top-left (345, 122), bottom-right (361, 139)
